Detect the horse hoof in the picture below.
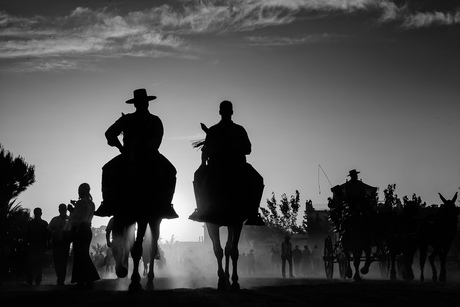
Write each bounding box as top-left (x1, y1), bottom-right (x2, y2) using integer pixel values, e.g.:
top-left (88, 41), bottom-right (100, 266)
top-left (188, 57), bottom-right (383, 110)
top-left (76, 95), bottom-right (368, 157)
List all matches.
top-left (346, 268), bottom-right (352, 279)
top-left (360, 267), bottom-right (369, 275)
top-left (116, 266), bottom-right (128, 278)
top-left (353, 274), bottom-right (362, 282)
top-left (231, 282), bottom-right (240, 291)
top-left (217, 280), bottom-right (227, 291)
top-left (129, 282), bottom-right (143, 293)
top-left (145, 280), bottom-right (154, 290)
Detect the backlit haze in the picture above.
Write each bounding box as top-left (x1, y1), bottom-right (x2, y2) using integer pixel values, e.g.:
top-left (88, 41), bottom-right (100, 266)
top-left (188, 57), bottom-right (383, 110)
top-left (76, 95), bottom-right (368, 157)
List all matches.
top-left (1, 0), bottom-right (459, 242)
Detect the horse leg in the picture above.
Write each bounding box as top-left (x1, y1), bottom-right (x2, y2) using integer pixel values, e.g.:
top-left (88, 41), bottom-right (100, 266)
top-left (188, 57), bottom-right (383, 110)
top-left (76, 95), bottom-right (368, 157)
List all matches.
top-left (207, 223), bottom-right (226, 290)
top-left (112, 218), bottom-right (129, 278)
top-left (389, 250), bottom-right (397, 281)
top-left (229, 224), bottom-right (243, 291)
top-left (352, 249), bottom-right (363, 281)
top-left (360, 245), bottom-right (372, 275)
top-left (143, 260), bottom-right (147, 277)
top-left (419, 243), bottom-right (427, 282)
top-left (147, 218), bottom-right (161, 288)
top-left (428, 248), bottom-right (438, 282)
top-left (224, 241), bottom-right (231, 287)
top-left (128, 222), bottom-right (147, 293)
top-left (439, 247), bottom-right (448, 282)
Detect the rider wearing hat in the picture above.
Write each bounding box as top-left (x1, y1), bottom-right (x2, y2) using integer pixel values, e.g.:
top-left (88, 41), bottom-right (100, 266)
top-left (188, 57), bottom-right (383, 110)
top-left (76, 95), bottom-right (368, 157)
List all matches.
top-left (95, 88), bottom-right (178, 219)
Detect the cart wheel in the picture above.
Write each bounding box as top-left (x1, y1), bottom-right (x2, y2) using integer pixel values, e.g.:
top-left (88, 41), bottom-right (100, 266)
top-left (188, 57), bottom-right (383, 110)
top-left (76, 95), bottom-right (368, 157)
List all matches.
top-left (324, 235), bottom-right (334, 279)
top-left (338, 252), bottom-right (348, 280)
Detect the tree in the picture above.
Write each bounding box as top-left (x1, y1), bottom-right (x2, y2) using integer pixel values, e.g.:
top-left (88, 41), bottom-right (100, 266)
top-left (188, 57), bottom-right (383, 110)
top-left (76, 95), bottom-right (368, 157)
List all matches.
top-left (0, 144), bottom-right (35, 278)
top-left (381, 183), bottom-right (426, 212)
top-left (260, 190), bottom-right (304, 235)
top-left (0, 145), bottom-right (35, 242)
top-left (402, 193), bottom-right (426, 208)
top-left (381, 183), bottom-right (401, 210)
top-left (302, 199), bottom-right (332, 240)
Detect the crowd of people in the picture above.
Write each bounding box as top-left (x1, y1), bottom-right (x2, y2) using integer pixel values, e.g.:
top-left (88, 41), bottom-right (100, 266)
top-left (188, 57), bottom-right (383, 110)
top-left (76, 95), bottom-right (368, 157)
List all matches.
top-left (23, 183), bottom-right (100, 288)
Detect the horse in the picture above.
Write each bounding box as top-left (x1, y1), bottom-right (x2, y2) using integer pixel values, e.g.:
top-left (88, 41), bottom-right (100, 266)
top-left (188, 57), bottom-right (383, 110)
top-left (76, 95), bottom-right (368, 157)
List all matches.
top-left (101, 150), bottom-right (177, 292)
top-left (418, 192), bottom-right (459, 282)
top-left (366, 203), bottom-right (420, 281)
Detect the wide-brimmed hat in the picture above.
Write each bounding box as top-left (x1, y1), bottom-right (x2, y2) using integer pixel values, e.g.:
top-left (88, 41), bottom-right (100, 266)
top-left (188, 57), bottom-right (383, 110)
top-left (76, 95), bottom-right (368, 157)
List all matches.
top-left (348, 169), bottom-right (360, 177)
top-left (126, 88), bottom-right (157, 104)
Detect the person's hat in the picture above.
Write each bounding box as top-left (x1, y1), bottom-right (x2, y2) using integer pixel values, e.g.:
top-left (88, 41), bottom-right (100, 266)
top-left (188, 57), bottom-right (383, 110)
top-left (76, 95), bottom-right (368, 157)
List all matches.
top-left (126, 88), bottom-right (157, 104)
top-left (348, 169), bottom-right (360, 177)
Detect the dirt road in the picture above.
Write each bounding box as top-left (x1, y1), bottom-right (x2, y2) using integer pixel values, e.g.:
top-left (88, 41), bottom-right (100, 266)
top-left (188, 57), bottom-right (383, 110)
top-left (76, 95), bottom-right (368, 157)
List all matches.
top-left (2, 274), bottom-right (459, 307)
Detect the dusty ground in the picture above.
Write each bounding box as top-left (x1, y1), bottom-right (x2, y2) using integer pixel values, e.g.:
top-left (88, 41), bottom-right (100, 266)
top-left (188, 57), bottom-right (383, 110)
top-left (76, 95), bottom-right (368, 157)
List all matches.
top-left (2, 270), bottom-right (460, 307)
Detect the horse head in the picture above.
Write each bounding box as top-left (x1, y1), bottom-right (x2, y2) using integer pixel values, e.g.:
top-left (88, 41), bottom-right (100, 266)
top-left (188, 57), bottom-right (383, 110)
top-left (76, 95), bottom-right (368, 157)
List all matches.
top-left (438, 192), bottom-right (459, 225)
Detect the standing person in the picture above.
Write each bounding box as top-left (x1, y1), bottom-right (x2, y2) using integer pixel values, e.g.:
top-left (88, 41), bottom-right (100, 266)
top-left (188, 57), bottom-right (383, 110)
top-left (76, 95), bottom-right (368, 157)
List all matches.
top-left (292, 244), bottom-right (302, 277)
top-left (311, 244), bottom-right (320, 276)
top-left (281, 235), bottom-right (294, 278)
top-left (47, 203), bottom-right (71, 285)
top-left (247, 249), bottom-right (256, 275)
top-left (301, 245), bottom-right (312, 276)
top-left (69, 183), bottom-right (100, 289)
top-left (25, 207), bottom-right (50, 286)
top-left (271, 243), bottom-right (281, 273)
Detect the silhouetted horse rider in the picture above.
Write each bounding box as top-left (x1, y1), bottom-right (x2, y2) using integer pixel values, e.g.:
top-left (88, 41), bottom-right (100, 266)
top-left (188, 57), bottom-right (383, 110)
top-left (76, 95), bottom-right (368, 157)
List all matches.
top-left (329, 169), bottom-right (378, 233)
top-left (95, 88), bottom-right (178, 219)
top-left (190, 100), bottom-right (264, 226)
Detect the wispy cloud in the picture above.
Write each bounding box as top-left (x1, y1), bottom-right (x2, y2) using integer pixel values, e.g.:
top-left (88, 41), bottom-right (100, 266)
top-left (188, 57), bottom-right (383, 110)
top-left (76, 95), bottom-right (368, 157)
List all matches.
top-left (245, 33), bottom-right (346, 46)
top-left (0, 0), bottom-right (458, 72)
top-left (401, 10), bottom-right (460, 28)
top-left (0, 8), bottom-right (189, 59)
top-left (376, 0), bottom-right (460, 28)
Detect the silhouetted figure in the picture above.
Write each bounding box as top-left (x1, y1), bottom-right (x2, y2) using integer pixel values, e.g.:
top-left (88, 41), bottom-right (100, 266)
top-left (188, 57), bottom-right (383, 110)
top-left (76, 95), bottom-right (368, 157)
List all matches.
top-left (69, 183), bottom-right (100, 289)
top-left (104, 248), bottom-right (115, 274)
top-left (247, 250), bottom-right (256, 275)
top-left (292, 244), bottom-right (302, 277)
top-left (25, 207), bottom-right (50, 286)
top-left (190, 100), bottom-right (264, 225)
top-left (271, 243), bottom-right (281, 272)
top-left (189, 100), bottom-right (264, 290)
top-left (95, 88), bottom-right (178, 220)
top-left (311, 244), bottom-right (320, 276)
top-left (301, 245), bottom-right (312, 276)
top-left (239, 252), bottom-right (247, 274)
top-left (98, 89), bottom-right (178, 291)
top-left (47, 203), bottom-right (71, 285)
top-left (281, 235), bottom-right (294, 278)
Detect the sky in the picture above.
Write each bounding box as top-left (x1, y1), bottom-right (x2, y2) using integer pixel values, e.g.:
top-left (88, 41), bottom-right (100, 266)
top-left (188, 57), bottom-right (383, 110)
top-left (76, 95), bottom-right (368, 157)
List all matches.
top-left (1, 0), bottom-right (459, 242)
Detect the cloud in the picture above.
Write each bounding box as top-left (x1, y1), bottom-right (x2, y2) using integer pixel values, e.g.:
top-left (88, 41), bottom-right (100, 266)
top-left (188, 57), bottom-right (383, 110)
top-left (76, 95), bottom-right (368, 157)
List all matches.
top-left (0, 8), bottom-right (189, 59)
top-left (0, 58), bottom-right (102, 73)
top-left (1, 0), bottom-right (458, 72)
top-left (245, 33), bottom-right (346, 46)
top-left (377, 0), bottom-right (460, 27)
